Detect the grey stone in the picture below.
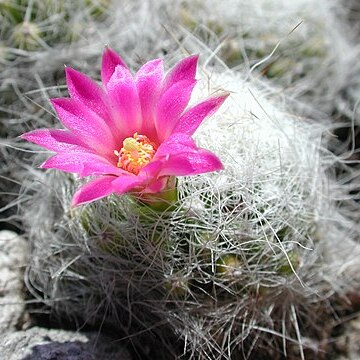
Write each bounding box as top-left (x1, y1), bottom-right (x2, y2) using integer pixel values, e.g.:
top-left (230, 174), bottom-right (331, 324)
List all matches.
top-left (333, 311), bottom-right (360, 360)
top-left (0, 230), bottom-right (28, 334)
top-left (0, 326), bottom-right (132, 360)
top-left (343, 316), bottom-right (360, 360)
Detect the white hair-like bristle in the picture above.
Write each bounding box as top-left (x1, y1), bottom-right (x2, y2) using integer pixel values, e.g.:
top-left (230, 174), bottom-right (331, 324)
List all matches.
top-left (179, 0), bottom-right (360, 123)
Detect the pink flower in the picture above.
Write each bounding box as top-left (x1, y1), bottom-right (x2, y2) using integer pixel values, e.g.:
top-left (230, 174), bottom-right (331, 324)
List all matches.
top-left (21, 47), bottom-right (228, 206)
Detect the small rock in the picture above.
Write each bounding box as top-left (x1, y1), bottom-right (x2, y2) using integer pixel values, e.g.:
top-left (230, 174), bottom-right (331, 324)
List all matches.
top-left (0, 326), bottom-right (132, 360)
top-left (333, 313), bottom-right (360, 360)
top-left (345, 316), bottom-right (360, 360)
top-left (0, 230), bottom-right (28, 334)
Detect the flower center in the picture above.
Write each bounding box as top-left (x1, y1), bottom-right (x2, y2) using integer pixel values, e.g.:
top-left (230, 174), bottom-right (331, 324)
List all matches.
top-left (114, 133), bottom-right (156, 175)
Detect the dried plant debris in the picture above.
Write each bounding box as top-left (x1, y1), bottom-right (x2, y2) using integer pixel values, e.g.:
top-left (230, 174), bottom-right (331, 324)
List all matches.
top-left (179, 0), bottom-right (360, 124)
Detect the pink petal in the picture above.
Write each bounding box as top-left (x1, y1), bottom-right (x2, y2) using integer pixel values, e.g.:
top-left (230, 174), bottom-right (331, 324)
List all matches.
top-left (72, 176), bottom-right (116, 206)
top-left (107, 65), bottom-right (142, 137)
top-left (154, 133), bottom-right (197, 158)
top-left (172, 93), bottom-right (229, 136)
top-left (51, 98), bottom-right (117, 156)
top-left (135, 58), bottom-right (164, 141)
top-left (159, 150), bottom-right (224, 177)
top-left (143, 177), bottom-right (168, 193)
top-left (152, 133), bottom-right (223, 176)
top-left (138, 159), bottom-right (163, 178)
top-left (65, 67), bottom-right (110, 124)
top-left (40, 152), bottom-right (124, 177)
top-left (20, 129), bottom-right (89, 153)
top-left (101, 46), bottom-right (127, 87)
top-left (162, 55), bottom-right (198, 92)
top-left (111, 175), bottom-right (148, 194)
top-left (155, 80), bottom-right (196, 142)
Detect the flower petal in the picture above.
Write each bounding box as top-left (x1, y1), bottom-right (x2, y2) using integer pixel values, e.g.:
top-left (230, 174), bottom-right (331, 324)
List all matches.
top-left (40, 152), bottom-right (124, 177)
top-left (20, 129), bottom-right (89, 153)
top-left (107, 65), bottom-right (142, 137)
top-left (154, 133), bottom-right (197, 158)
top-left (111, 175), bottom-right (148, 194)
top-left (65, 67), bottom-right (110, 123)
top-left (162, 55), bottom-right (198, 92)
top-left (135, 58), bottom-right (164, 141)
top-left (51, 98), bottom-right (117, 156)
top-left (155, 80), bottom-right (196, 142)
top-left (172, 93), bottom-right (229, 136)
top-left (138, 159), bottom-right (163, 178)
top-left (153, 133), bottom-right (223, 176)
top-left (144, 177), bottom-right (168, 193)
top-left (101, 46), bottom-right (127, 87)
top-left (72, 176), bottom-right (116, 206)
top-left (159, 150), bottom-right (224, 177)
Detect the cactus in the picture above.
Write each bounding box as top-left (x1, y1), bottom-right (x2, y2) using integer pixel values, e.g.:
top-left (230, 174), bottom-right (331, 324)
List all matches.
top-left (21, 66), bottom-right (360, 359)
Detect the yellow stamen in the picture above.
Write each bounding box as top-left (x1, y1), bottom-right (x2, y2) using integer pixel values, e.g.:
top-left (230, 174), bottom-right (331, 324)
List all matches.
top-left (123, 137), bottom-right (141, 152)
top-left (115, 133), bottom-right (156, 175)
